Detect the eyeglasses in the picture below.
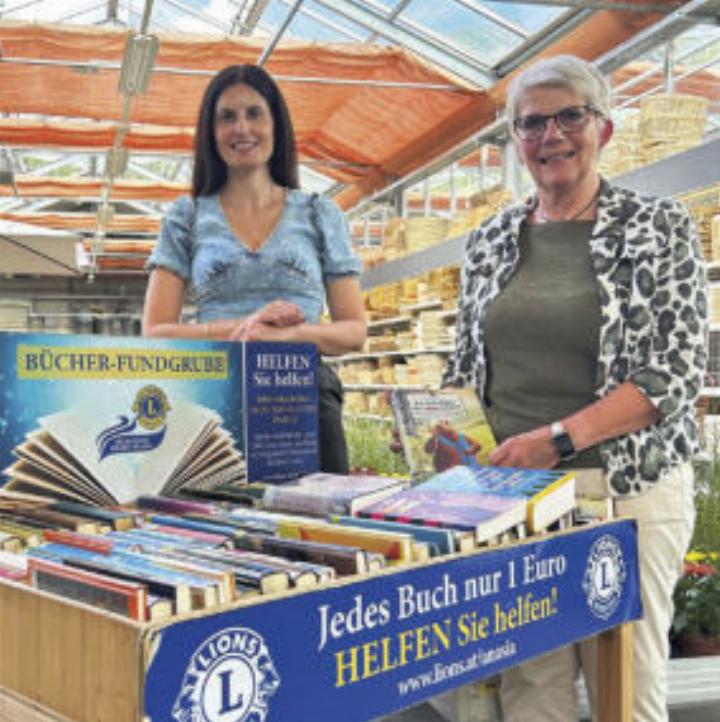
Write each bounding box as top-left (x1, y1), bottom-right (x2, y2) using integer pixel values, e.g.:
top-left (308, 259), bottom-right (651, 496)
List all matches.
top-left (513, 104), bottom-right (601, 141)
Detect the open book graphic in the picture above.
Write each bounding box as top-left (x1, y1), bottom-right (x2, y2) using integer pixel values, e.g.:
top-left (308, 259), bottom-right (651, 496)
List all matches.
top-left (1, 400), bottom-right (245, 505)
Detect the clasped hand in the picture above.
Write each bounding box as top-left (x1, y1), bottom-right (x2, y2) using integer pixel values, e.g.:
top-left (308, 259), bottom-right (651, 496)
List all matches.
top-left (228, 300), bottom-right (304, 342)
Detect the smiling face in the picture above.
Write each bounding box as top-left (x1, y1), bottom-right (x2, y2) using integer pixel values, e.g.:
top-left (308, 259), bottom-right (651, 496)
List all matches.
top-left (213, 82), bottom-right (275, 173)
top-left (514, 84), bottom-right (612, 197)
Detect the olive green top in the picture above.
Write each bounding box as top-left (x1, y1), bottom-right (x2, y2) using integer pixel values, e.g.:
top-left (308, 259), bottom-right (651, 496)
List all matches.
top-left (483, 220), bottom-right (603, 468)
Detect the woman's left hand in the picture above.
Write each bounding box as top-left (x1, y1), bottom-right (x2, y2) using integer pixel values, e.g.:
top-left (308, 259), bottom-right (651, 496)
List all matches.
top-left (488, 426), bottom-right (558, 469)
top-left (230, 320), bottom-right (296, 343)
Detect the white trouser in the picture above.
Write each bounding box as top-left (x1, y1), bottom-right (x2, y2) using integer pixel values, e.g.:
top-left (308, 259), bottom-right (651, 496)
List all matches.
top-left (499, 463), bottom-right (696, 722)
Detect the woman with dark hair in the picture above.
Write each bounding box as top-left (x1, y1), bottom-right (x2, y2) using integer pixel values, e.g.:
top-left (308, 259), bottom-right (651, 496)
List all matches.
top-left (143, 64), bottom-right (366, 473)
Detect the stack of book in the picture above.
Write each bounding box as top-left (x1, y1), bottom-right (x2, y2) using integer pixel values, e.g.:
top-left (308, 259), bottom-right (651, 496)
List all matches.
top-left (0, 477), bottom-right (443, 621)
top-left (356, 469), bottom-right (528, 546)
top-left (354, 464), bottom-right (577, 544)
top-left (417, 464), bottom-right (576, 534)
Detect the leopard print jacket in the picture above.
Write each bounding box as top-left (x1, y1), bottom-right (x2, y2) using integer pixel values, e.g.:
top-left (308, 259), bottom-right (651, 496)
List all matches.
top-left (442, 180), bottom-right (709, 496)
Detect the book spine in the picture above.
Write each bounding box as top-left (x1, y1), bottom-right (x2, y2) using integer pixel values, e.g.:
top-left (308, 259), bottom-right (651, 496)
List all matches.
top-left (235, 534), bottom-right (362, 576)
top-left (146, 514), bottom-right (241, 538)
top-left (29, 543), bottom-right (215, 600)
top-left (148, 524), bottom-right (232, 547)
top-left (0, 549), bottom-right (28, 575)
top-left (263, 487), bottom-right (337, 517)
top-left (279, 520), bottom-right (413, 563)
top-left (111, 527), bottom-right (230, 550)
top-left (0, 520), bottom-right (42, 546)
top-left (333, 515), bottom-right (453, 556)
top-left (12, 508), bottom-right (100, 533)
top-left (0, 532), bottom-right (23, 553)
top-left (42, 528), bottom-right (113, 554)
top-left (185, 512), bottom-right (279, 536)
top-left (135, 496), bottom-right (216, 515)
top-left (50, 501), bottom-right (135, 530)
top-left (0, 566), bottom-right (27, 582)
top-left (27, 559), bottom-right (146, 621)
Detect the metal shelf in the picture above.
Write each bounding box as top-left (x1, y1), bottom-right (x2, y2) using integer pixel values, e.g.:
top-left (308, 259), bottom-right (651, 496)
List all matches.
top-left (328, 346), bottom-right (454, 363)
top-left (343, 383), bottom-right (434, 392)
top-left (360, 138), bottom-right (720, 290)
top-left (367, 315), bottom-right (413, 329)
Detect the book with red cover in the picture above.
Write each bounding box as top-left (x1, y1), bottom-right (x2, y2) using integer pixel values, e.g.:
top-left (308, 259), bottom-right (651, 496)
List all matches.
top-left (26, 556), bottom-right (148, 621)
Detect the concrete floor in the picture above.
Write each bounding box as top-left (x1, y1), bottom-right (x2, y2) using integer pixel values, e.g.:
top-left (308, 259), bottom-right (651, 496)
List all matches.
top-left (375, 699), bottom-right (720, 722)
top-left (375, 654), bottom-right (720, 722)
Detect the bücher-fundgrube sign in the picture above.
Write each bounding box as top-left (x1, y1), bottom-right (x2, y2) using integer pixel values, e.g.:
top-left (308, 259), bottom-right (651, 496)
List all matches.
top-left (0, 332), bottom-right (319, 502)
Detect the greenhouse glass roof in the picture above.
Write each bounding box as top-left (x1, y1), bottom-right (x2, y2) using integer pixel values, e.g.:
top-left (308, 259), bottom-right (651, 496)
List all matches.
top-left (0, 0), bottom-right (717, 275)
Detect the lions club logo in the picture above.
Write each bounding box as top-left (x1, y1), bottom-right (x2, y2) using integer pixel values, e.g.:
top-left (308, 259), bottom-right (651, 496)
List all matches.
top-left (582, 534), bottom-right (626, 620)
top-left (173, 627), bottom-right (280, 722)
top-left (133, 384), bottom-right (170, 431)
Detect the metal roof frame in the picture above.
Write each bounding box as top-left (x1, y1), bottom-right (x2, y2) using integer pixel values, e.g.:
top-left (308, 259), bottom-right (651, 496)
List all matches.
top-left (310, 0), bottom-right (497, 87)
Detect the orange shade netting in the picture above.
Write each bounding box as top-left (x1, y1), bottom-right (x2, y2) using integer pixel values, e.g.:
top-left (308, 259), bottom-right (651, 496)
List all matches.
top-left (0, 20), bottom-right (484, 190)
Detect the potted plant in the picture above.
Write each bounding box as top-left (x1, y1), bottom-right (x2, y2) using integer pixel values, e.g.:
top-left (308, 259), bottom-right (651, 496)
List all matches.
top-left (672, 554), bottom-right (720, 657)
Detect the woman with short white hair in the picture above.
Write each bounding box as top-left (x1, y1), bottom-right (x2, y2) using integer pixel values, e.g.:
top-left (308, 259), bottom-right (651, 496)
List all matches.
top-left (443, 54), bottom-right (707, 721)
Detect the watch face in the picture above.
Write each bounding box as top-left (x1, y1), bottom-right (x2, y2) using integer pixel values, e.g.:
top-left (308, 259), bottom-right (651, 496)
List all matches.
top-left (552, 429), bottom-right (575, 460)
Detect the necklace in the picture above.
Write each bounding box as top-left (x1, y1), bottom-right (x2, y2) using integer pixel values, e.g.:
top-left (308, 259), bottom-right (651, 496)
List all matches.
top-left (536, 185), bottom-right (600, 224)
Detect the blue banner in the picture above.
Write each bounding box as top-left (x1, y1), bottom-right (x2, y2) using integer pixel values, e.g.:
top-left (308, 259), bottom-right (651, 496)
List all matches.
top-left (144, 520), bottom-right (641, 722)
top-left (243, 343), bottom-right (319, 483)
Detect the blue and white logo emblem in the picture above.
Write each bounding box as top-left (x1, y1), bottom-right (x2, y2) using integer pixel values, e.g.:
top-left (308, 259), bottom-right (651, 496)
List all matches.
top-left (582, 534), bottom-right (626, 620)
top-left (96, 385), bottom-right (170, 460)
top-left (172, 627), bottom-right (280, 722)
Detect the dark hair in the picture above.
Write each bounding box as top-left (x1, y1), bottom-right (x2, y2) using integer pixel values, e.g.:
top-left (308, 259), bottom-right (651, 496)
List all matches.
top-left (192, 64), bottom-right (299, 197)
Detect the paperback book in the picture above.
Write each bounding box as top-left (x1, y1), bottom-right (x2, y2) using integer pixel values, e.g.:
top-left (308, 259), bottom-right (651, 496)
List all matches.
top-left (262, 472), bottom-right (408, 517)
top-left (0, 332), bottom-right (320, 504)
top-left (391, 388), bottom-right (496, 478)
top-left (356, 481), bottom-right (527, 544)
top-left (418, 464), bottom-right (576, 533)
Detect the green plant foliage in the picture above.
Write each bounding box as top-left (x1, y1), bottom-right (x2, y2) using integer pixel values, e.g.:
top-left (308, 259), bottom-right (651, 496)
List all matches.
top-left (672, 556), bottom-right (720, 637)
top-left (691, 459), bottom-right (720, 551)
top-left (344, 417), bottom-right (409, 476)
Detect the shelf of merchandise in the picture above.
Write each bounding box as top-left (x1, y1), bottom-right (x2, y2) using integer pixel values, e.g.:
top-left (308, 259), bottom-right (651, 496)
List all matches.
top-left (344, 383), bottom-right (433, 392)
top-left (701, 387), bottom-right (720, 398)
top-left (359, 138), bottom-right (720, 291)
top-left (366, 307), bottom-right (455, 329)
top-left (328, 346), bottom-right (454, 364)
top-left (367, 315), bottom-right (413, 329)
top-left (399, 299), bottom-right (447, 313)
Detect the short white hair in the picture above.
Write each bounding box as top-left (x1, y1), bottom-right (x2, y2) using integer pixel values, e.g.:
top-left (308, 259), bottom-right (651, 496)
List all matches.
top-left (506, 55), bottom-right (611, 125)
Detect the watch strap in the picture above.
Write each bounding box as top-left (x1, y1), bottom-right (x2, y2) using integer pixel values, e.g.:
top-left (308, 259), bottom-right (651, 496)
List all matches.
top-left (550, 421), bottom-right (576, 461)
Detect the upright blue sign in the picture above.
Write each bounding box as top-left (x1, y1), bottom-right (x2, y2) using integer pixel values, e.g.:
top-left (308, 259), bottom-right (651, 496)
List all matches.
top-left (144, 520), bottom-right (641, 722)
top-left (243, 342), bottom-right (319, 482)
